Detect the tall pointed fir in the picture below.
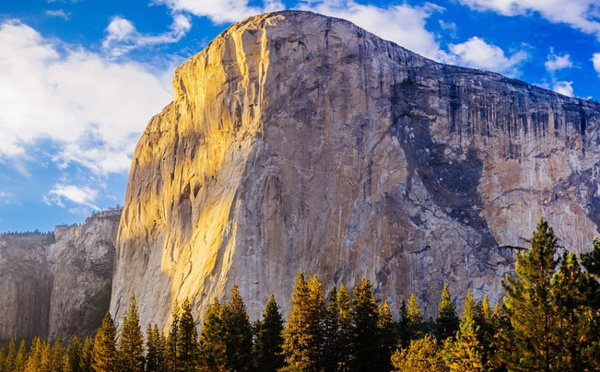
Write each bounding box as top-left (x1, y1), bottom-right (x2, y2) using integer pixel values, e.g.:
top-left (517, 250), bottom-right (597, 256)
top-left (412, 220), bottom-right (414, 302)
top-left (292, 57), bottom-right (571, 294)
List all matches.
top-left (146, 324), bottom-right (165, 372)
top-left (92, 312), bottom-right (118, 372)
top-left (65, 336), bottom-right (83, 372)
top-left (118, 295), bottom-right (145, 372)
top-left (322, 287), bottom-right (342, 372)
top-left (443, 289), bottom-right (485, 372)
top-left (351, 277), bottom-right (382, 371)
top-left (337, 282), bottom-right (354, 372)
top-left (14, 340), bottom-right (27, 372)
top-left (399, 294), bottom-right (424, 348)
top-left (81, 337), bottom-right (95, 372)
top-left (224, 286), bottom-right (253, 372)
top-left (282, 272), bottom-right (326, 371)
top-left (378, 301), bottom-right (397, 372)
top-left (4, 339), bottom-right (15, 372)
top-left (164, 300), bottom-right (180, 372)
top-left (499, 218), bottom-right (562, 372)
top-left (177, 298), bottom-right (199, 371)
top-left (435, 283), bottom-right (459, 342)
top-left (255, 295), bottom-right (285, 372)
top-left (198, 298), bottom-right (227, 370)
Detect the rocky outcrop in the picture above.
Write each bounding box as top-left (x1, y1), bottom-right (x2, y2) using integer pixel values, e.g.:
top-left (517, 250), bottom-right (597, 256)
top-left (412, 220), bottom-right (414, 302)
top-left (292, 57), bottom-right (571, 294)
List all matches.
top-left (0, 209), bottom-right (120, 341)
top-left (112, 10), bottom-right (600, 330)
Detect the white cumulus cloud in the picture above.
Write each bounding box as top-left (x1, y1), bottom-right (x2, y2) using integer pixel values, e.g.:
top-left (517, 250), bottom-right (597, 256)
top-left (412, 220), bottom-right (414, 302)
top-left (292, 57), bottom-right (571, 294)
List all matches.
top-left (153, 0), bottom-right (284, 24)
top-left (545, 51), bottom-right (573, 72)
top-left (552, 81), bottom-right (574, 97)
top-left (45, 184), bottom-right (100, 210)
top-left (448, 36), bottom-right (528, 76)
top-left (592, 52), bottom-right (600, 74)
top-left (0, 20), bottom-right (172, 175)
top-left (459, 0), bottom-right (600, 39)
top-left (103, 14), bottom-right (192, 56)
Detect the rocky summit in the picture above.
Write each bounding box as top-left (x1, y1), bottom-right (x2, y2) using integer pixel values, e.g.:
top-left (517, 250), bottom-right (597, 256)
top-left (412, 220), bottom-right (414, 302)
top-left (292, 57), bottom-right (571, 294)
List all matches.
top-left (109, 9), bottom-right (600, 331)
top-left (0, 209), bottom-right (120, 341)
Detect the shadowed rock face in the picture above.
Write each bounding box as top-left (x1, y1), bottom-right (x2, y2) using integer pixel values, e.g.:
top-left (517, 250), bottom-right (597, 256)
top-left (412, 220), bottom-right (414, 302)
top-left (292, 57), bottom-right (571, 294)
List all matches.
top-left (112, 10), bottom-right (600, 329)
top-left (0, 209), bottom-right (120, 341)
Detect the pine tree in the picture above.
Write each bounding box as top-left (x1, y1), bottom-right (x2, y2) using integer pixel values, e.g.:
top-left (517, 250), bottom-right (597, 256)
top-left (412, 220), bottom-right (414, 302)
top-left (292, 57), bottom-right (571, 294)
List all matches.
top-left (255, 295), bottom-right (285, 372)
top-left (443, 289), bottom-right (485, 372)
top-left (164, 300), bottom-right (180, 372)
top-left (282, 272), bottom-right (325, 371)
top-left (40, 341), bottom-right (54, 372)
top-left (550, 252), bottom-right (599, 371)
top-left (198, 298), bottom-right (227, 371)
top-left (4, 339), bottom-right (15, 372)
top-left (52, 338), bottom-right (66, 372)
top-left (435, 283), bottom-right (459, 342)
top-left (337, 283), bottom-right (354, 372)
top-left (351, 277), bottom-right (382, 372)
top-left (473, 296), bottom-right (495, 368)
top-left (322, 286), bottom-right (340, 372)
top-left (378, 301), bottom-right (397, 372)
top-left (402, 294), bottom-right (424, 345)
top-left (64, 336), bottom-right (83, 372)
top-left (176, 298), bottom-right (198, 372)
top-left (118, 295), bottom-right (145, 372)
top-left (146, 324), bottom-right (165, 372)
top-left (499, 218), bottom-right (562, 372)
top-left (581, 237), bottom-right (600, 278)
top-left (80, 337), bottom-right (94, 372)
top-left (92, 312), bottom-right (118, 372)
top-left (391, 335), bottom-right (447, 372)
top-left (25, 338), bottom-right (43, 372)
top-left (14, 339), bottom-right (27, 372)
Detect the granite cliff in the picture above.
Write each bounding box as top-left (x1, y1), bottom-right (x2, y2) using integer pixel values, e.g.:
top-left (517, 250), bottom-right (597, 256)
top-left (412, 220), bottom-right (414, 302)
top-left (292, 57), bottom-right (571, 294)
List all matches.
top-left (109, 10), bottom-right (600, 329)
top-left (0, 209), bottom-right (120, 341)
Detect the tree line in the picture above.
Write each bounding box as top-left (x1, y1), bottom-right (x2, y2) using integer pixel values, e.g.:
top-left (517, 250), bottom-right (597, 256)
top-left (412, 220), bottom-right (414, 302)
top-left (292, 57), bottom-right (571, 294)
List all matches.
top-left (1, 218), bottom-right (600, 371)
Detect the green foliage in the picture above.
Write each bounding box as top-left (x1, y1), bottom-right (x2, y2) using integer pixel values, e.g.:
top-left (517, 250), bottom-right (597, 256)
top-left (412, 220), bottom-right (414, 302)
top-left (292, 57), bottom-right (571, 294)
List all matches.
top-left (255, 295), bottom-right (285, 372)
top-left (398, 294), bottom-right (424, 349)
top-left (581, 237), bottom-right (600, 278)
top-left (442, 289), bottom-right (485, 372)
top-left (118, 295), bottom-right (144, 372)
top-left (80, 337), bottom-right (94, 372)
top-left (391, 335), bottom-right (447, 372)
top-left (176, 298), bottom-right (198, 372)
top-left (435, 283), bottom-right (459, 342)
top-left (282, 272), bottom-right (325, 371)
top-left (164, 300), bottom-right (180, 372)
top-left (198, 298), bottom-right (227, 371)
top-left (351, 277), bottom-right (384, 372)
top-left (223, 286), bottom-right (253, 372)
top-left (145, 324), bottom-right (164, 372)
top-left (92, 313), bottom-right (117, 372)
top-left (64, 336), bottom-right (83, 372)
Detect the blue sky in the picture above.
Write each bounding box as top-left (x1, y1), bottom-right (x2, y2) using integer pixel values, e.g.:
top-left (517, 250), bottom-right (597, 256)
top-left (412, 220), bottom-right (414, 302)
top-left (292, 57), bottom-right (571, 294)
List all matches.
top-left (1, 0), bottom-right (600, 232)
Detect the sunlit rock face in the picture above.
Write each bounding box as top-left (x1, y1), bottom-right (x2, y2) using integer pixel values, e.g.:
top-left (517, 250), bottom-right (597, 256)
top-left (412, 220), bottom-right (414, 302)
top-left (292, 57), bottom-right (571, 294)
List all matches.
top-left (112, 10), bottom-right (600, 329)
top-left (0, 209), bottom-right (120, 341)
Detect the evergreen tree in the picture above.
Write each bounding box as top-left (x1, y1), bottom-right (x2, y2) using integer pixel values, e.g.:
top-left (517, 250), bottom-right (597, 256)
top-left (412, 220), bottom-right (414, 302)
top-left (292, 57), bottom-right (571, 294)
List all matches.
top-left (176, 298), bottom-right (198, 372)
top-left (391, 335), bottom-right (447, 372)
top-left (92, 312), bottom-right (118, 372)
top-left (443, 289), bottom-right (485, 372)
top-left (581, 237), bottom-right (600, 278)
top-left (473, 296), bottom-right (496, 368)
top-left (15, 339), bottom-right (27, 372)
top-left (5, 340), bottom-right (16, 372)
top-left (550, 252), bottom-right (599, 371)
top-left (25, 338), bottom-right (43, 372)
top-left (322, 287), bottom-right (340, 372)
top-left (399, 294), bottom-right (424, 347)
top-left (378, 301), bottom-right (397, 372)
top-left (198, 298), bottom-right (227, 371)
top-left (64, 336), bottom-right (83, 372)
top-left (336, 283), bottom-right (354, 372)
top-left (118, 295), bottom-right (145, 372)
top-left (164, 300), bottom-right (180, 372)
top-left (52, 338), bottom-right (66, 372)
top-left (40, 341), bottom-right (54, 372)
top-left (351, 277), bottom-right (381, 372)
top-left (255, 295), bottom-right (285, 372)
top-left (0, 347), bottom-right (5, 372)
top-left (80, 337), bottom-right (94, 372)
top-left (435, 283), bottom-right (459, 342)
top-left (146, 324), bottom-right (165, 372)
top-left (223, 286), bottom-right (253, 372)
top-left (498, 218), bottom-right (562, 372)
top-left (282, 272), bottom-right (325, 371)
